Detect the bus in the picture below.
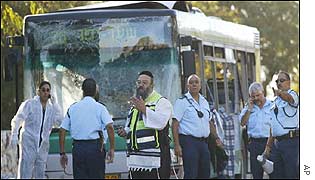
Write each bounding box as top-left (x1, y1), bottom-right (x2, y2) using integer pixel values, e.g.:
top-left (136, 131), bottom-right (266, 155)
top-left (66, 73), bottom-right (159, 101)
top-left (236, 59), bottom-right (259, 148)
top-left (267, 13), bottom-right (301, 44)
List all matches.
top-left (5, 1), bottom-right (260, 179)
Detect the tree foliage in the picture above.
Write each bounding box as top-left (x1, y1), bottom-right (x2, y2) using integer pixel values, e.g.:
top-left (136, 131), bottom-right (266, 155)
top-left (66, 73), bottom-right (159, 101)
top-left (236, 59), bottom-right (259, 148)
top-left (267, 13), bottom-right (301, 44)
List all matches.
top-left (1, 1), bottom-right (93, 130)
top-left (1, 1), bottom-right (91, 46)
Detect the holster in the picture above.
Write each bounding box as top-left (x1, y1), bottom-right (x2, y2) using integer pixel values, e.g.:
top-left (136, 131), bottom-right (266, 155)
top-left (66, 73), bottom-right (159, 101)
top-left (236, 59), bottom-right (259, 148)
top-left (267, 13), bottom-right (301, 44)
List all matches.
top-left (98, 131), bottom-right (104, 152)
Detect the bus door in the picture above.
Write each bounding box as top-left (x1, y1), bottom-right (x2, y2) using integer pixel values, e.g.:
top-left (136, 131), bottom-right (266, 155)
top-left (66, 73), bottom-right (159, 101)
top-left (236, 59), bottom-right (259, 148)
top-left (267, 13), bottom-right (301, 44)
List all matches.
top-left (179, 36), bottom-right (207, 95)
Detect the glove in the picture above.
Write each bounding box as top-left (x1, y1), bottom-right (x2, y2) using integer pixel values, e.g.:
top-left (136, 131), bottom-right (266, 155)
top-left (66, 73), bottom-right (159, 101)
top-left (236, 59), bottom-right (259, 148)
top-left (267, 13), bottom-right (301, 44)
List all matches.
top-left (9, 135), bottom-right (18, 148)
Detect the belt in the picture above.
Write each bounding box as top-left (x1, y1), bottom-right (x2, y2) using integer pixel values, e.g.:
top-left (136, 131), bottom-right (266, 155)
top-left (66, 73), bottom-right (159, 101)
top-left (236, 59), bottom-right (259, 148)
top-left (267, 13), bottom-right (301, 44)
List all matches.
top-left (73, 138), bottom-right (100, 143)
top-left (275, 130), bottom-right (299, 141)
top-left (180, 134), bottom-right (208, 142)
top-left (249, 137), bottom-right (268, 142)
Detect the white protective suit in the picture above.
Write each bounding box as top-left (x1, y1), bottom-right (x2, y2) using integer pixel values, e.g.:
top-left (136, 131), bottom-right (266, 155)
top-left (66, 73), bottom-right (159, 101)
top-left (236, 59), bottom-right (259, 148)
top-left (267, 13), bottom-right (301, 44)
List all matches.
top-left (10, 95), bottom-right (63, 178)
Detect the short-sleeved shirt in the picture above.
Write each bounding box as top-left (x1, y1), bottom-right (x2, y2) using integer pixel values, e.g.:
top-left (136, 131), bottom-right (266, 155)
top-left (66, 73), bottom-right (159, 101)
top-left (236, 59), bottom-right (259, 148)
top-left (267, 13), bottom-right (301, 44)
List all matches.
top-left (60, 96), bottom-right (113, 140)
top-left (239, 99), bottom-right (273, 138)
top-left (271, 89), bottom-right (299, 136)
top-left (173, 92), bottom-right (211, 138)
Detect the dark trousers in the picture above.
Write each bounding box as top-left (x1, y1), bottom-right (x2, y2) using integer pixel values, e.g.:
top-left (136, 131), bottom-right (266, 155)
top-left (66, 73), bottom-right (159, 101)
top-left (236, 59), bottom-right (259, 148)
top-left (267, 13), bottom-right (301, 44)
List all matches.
top-left (72, 140), bottom-right (105, 179)
top-left (179, 135), bottom-right (210, 179)
top-left (269, 137), bottom-right (299, 179)
top-left (248, 138), bottom-right (268, 179)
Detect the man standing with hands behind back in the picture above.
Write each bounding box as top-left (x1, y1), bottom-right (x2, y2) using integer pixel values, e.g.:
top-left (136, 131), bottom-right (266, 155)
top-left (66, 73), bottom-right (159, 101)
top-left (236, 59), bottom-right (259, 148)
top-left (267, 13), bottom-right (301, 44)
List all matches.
top-left (59, 78), bottom-right (115, 179)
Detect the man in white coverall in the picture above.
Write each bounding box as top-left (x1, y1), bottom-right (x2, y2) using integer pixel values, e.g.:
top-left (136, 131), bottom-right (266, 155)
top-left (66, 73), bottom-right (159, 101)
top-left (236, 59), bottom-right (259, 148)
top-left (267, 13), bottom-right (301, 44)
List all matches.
top-left (9, 81), bottom-right (63, 178)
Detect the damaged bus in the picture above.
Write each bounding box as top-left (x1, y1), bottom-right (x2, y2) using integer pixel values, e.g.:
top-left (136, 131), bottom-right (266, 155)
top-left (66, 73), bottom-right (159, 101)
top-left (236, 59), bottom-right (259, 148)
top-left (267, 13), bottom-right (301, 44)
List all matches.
top-left (5, 1), bottom-right (260, 178)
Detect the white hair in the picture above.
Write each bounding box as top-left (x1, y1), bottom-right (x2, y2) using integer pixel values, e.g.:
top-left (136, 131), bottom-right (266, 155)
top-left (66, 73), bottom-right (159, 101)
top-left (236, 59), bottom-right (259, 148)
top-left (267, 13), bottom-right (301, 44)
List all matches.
top-left (248, 82), bottom-right (264, 95)
top-left (187, 74), bottom-right (200, 84)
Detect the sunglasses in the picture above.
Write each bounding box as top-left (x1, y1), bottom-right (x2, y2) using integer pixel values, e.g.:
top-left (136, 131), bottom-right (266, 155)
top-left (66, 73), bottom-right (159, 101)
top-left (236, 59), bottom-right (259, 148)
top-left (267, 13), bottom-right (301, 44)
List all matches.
top-left (275, 79), bottom-right (288, 84)
top-left (41, 88), bottom-right (50, 92)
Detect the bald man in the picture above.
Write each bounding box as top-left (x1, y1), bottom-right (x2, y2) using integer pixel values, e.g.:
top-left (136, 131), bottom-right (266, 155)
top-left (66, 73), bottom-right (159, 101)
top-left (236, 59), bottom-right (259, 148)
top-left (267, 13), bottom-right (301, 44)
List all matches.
top-left (172, 74), bottom-right (220, 178)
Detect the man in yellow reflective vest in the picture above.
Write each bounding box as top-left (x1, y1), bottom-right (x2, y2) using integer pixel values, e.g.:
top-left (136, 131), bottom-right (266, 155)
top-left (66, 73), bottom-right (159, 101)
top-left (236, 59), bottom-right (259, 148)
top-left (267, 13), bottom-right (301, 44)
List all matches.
top-left (117, 71), bottom-right (173, 179)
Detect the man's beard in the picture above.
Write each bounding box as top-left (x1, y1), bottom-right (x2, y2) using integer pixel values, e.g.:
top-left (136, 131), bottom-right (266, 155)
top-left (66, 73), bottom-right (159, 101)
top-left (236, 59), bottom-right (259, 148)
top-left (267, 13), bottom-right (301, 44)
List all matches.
top-left (136, 87), bottom-right (150, 100)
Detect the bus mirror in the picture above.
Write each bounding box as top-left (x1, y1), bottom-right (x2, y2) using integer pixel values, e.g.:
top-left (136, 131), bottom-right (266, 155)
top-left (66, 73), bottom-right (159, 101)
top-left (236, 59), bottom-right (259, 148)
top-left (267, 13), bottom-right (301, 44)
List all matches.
top-left (182, 50), bottom-right (196, 77)
top-left (4, 48), bottom-right (21, 81)
top-left (4, 54), bottom-right (15, 81)
top-left (180, 36), bottom-right (192, 46)
top-left (6, 36), bottom-right (24, 47)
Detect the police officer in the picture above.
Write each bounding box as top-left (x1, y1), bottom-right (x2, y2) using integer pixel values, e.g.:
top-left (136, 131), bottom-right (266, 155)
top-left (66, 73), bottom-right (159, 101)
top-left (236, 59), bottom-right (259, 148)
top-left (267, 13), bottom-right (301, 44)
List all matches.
top-left (239, 82), bottom-right (273, 179)
top-left (264, 71), bottom-right (299, 179)
top-left (117, 71), bottom-right (172, 179)
top-left (172, 74), bottom-right (220, 179)
top-left (59, 78), bottom-right (115, 179)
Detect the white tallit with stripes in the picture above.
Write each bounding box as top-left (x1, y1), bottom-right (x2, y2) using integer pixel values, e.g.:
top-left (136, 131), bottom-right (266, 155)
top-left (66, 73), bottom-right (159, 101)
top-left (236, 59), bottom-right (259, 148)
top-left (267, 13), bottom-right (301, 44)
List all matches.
top-left (127, 148), bottom-right (161, 171)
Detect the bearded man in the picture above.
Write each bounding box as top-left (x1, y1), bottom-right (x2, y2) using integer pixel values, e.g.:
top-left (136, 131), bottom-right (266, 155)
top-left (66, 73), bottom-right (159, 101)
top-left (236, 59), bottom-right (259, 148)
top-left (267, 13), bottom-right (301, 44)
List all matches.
top-left (117, 71), bottom-right (173, 179)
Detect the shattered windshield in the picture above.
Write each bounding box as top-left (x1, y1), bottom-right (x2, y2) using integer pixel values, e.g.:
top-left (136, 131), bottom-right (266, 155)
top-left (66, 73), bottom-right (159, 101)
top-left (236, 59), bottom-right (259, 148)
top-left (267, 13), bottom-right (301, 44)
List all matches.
top-left (24, 15), bottom-right (181, 118)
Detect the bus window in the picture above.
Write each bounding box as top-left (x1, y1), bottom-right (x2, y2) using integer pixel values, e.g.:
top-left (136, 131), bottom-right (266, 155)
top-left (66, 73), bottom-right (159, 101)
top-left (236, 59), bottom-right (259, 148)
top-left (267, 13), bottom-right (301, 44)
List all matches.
top-left (226, 63), bottom-right (236, 113)
top-left (204, 45), bottom-right (213, 57)
top-left (235, 50), bottom-right (248, 106)
top-left (192, 40), bottom-right (201, 78)
top-left (214, 47), bottom-right (225, 59)
top-left (247, 52), bottom-right (256, 84)
top-left (215, 62), bottom-right (225, 107)
top-left (213, 62), bottom-right (236, 113)
top-left (205, 59), bottom-right (215, 103)
top-left (25, 16), bottom-right (181, 118)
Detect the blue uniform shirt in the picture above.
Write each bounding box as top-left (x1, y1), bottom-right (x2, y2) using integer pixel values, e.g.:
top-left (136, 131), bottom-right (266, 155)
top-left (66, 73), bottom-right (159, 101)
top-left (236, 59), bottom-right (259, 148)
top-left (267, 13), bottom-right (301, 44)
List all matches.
top-left (173, 92), bottom-right (211, 138)
top-left (271, 89), bottom-right (299, 136)
top-left (239, 99), bottom-right (273, 138)
top-left (61, 96), bottom-right (113, 140)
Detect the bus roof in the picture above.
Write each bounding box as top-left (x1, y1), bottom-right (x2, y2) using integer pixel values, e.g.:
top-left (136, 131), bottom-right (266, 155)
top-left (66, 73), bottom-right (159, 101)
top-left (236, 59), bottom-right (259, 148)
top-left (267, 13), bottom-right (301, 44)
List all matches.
top-left (24, 9), bottom-right (176, 22)
top-left (25, 1), bottom-right (259, 51)
top-left (58, 1), bottom-right (259, 51)
top-left (59, 1), bottom-right (178, 11)
top-left (176, 10), bottom-right (260, 51)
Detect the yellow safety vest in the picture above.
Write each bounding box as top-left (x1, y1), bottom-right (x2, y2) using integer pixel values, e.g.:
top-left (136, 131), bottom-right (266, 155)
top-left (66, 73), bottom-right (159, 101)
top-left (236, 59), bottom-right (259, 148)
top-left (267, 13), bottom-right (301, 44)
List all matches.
top-left (127, 91), bottom-right (162, 151)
